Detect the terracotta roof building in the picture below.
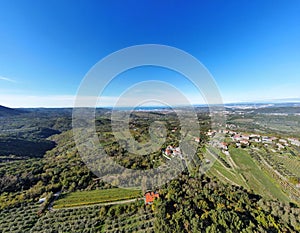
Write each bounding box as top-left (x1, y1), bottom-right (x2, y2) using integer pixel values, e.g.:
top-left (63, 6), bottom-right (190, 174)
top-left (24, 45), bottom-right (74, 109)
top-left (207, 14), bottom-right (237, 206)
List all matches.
top-left (144, 191), bottom-right (159, 205)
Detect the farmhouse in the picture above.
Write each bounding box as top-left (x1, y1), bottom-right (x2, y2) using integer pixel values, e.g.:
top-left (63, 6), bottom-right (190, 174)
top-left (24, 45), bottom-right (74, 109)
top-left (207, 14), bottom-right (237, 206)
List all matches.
top-left (207, 131), bottom-right (216, 137)
top-left (241, 134), bottom-right (250, 140)
top-left (144, 191), bottom-right (159, 205)
top-left (240, 140), bottom-right (249, 145)
top-left (38, 197), bottom-right (46, 204)
top-left (262, 136), bottom-right (273, 144)
top-left (165, 147), bottom-right (172, 156)
top-left (164, 145), bottom-right (183, 159)
top-left (194, 137), bottom-right (200, 143)
top-left (222, 150), bottom-right (230, 156)
top-left (276, 143), bottom-right (285, 150)
top-left (233, 134), bottom-right (242, 141)
top-left (249, 134), bottom-right (260, 139)
top-left (279, 139), bottom-right (288, 144)
top-left (216, 142), bottom-right (228, 150)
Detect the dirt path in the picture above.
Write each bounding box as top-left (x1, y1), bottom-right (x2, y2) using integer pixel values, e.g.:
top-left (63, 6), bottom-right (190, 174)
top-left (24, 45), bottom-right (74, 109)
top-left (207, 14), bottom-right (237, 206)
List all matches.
top-left (206, 148), bottom-right (235, 175)
top-left (226, 153), bottom-right (238, 169)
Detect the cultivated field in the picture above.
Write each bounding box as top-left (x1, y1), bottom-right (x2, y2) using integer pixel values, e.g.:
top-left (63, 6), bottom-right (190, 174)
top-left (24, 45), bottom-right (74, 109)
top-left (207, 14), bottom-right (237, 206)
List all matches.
top-left (31, 202), bottom-right (154, 233)
top-left (0, 202), bottom-right (40, 233)
top-left (207, 147), bottom-right (291, 203)
top-left (53, 188), bottom-right (142, 209)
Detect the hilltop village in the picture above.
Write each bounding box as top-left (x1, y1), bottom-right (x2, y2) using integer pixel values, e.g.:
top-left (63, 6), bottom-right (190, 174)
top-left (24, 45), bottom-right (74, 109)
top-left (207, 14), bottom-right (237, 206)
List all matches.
top-left (208, 128), bottom-right (300, 153)
top-left (162, 126), bottom-right (300, 161)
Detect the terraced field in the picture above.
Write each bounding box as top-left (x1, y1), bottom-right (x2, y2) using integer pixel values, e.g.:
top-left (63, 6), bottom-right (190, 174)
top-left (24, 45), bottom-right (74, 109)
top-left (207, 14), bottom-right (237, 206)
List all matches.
top-left (271, 153), bottom-right (300, 177)
top-left (230, 148), bottom-right (290, 202)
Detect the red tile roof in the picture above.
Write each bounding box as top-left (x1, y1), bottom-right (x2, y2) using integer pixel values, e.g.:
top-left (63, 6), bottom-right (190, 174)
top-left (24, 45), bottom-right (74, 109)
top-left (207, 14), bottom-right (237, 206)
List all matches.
top-left (144, 191), bottom-right (159, 205)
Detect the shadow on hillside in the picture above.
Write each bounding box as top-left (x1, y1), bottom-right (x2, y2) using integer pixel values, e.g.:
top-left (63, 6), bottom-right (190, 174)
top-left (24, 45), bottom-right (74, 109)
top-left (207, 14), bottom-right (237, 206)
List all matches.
top-left (0, 138), bottom-right (56, 158)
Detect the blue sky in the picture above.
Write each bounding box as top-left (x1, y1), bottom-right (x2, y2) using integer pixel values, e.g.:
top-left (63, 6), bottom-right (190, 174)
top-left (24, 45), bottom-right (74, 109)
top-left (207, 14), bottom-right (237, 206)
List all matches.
top-left (0, 0), bottom-right (300, 107)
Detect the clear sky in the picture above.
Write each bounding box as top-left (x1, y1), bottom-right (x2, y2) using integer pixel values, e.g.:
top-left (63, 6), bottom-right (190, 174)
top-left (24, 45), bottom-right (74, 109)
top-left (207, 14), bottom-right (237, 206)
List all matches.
top-left (0, 0), bottom-right (300, 107)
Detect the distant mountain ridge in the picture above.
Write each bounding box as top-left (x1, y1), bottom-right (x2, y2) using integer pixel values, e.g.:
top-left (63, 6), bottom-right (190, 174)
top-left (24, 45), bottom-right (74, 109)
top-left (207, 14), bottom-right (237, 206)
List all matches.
top-left (0, 105), bottom-right (26, 117)
top-left (1, 98), bottom-right (300, 112)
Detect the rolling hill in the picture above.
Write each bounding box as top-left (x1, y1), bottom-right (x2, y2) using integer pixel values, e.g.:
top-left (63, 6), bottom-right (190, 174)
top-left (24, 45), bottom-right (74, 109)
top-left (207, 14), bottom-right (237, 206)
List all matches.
top-left (0, 105), bottom-right (26, 117)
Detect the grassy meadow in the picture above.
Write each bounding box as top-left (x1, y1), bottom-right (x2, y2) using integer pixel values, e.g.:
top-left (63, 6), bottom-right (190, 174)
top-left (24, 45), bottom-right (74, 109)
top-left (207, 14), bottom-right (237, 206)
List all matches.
top-left (53, 188), bottom-right (142, 209)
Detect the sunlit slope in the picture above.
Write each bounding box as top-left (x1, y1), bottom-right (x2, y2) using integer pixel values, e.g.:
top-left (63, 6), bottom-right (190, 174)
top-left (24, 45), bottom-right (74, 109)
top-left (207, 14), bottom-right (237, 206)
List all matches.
top-left (207, 147), bottom-right (291, 203)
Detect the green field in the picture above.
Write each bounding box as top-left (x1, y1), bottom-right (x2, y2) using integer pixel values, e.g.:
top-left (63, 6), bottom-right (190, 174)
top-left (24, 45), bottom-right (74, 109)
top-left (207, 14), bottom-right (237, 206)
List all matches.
top-left (230, 148), bottom-right (290, 202)
top-left (53, 188), bottom-right (142, 209)
top-left (208, 160), bottom-right (244, 186)
top-left (208, 147), bottom-right (291, 203)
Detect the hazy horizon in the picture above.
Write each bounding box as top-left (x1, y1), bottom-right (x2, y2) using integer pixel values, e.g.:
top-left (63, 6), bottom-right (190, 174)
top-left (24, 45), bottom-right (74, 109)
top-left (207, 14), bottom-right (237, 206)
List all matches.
top-left (2, 97), bottom-right (300, 109)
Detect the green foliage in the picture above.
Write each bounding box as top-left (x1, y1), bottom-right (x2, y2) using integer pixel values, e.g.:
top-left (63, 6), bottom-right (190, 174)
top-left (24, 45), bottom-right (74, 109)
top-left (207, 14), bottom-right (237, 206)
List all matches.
top-left (0, 137), bottom-right (56, 158)
top-left (154, 174), bottom-right (299, 232)
top-left (0, 202), bottom-right (40, 232)
top-left (0, 130), bottom-right (108, 210)
top-left (29, 201), bottom-right (153, 232)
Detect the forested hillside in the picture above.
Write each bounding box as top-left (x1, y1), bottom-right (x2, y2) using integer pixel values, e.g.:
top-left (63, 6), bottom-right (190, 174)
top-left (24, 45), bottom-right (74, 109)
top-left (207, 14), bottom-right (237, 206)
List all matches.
top-left (154, 174), bottom-right (300, 232)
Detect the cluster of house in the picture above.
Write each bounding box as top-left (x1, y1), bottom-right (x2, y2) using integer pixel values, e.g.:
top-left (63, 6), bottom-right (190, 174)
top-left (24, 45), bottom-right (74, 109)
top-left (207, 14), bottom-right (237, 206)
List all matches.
top-left (207, 129), bottom-right (300, 151)
top-left (163, 145), bottom-right (183, 159)
top-left (288, 138), bottom-right (300, 147)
